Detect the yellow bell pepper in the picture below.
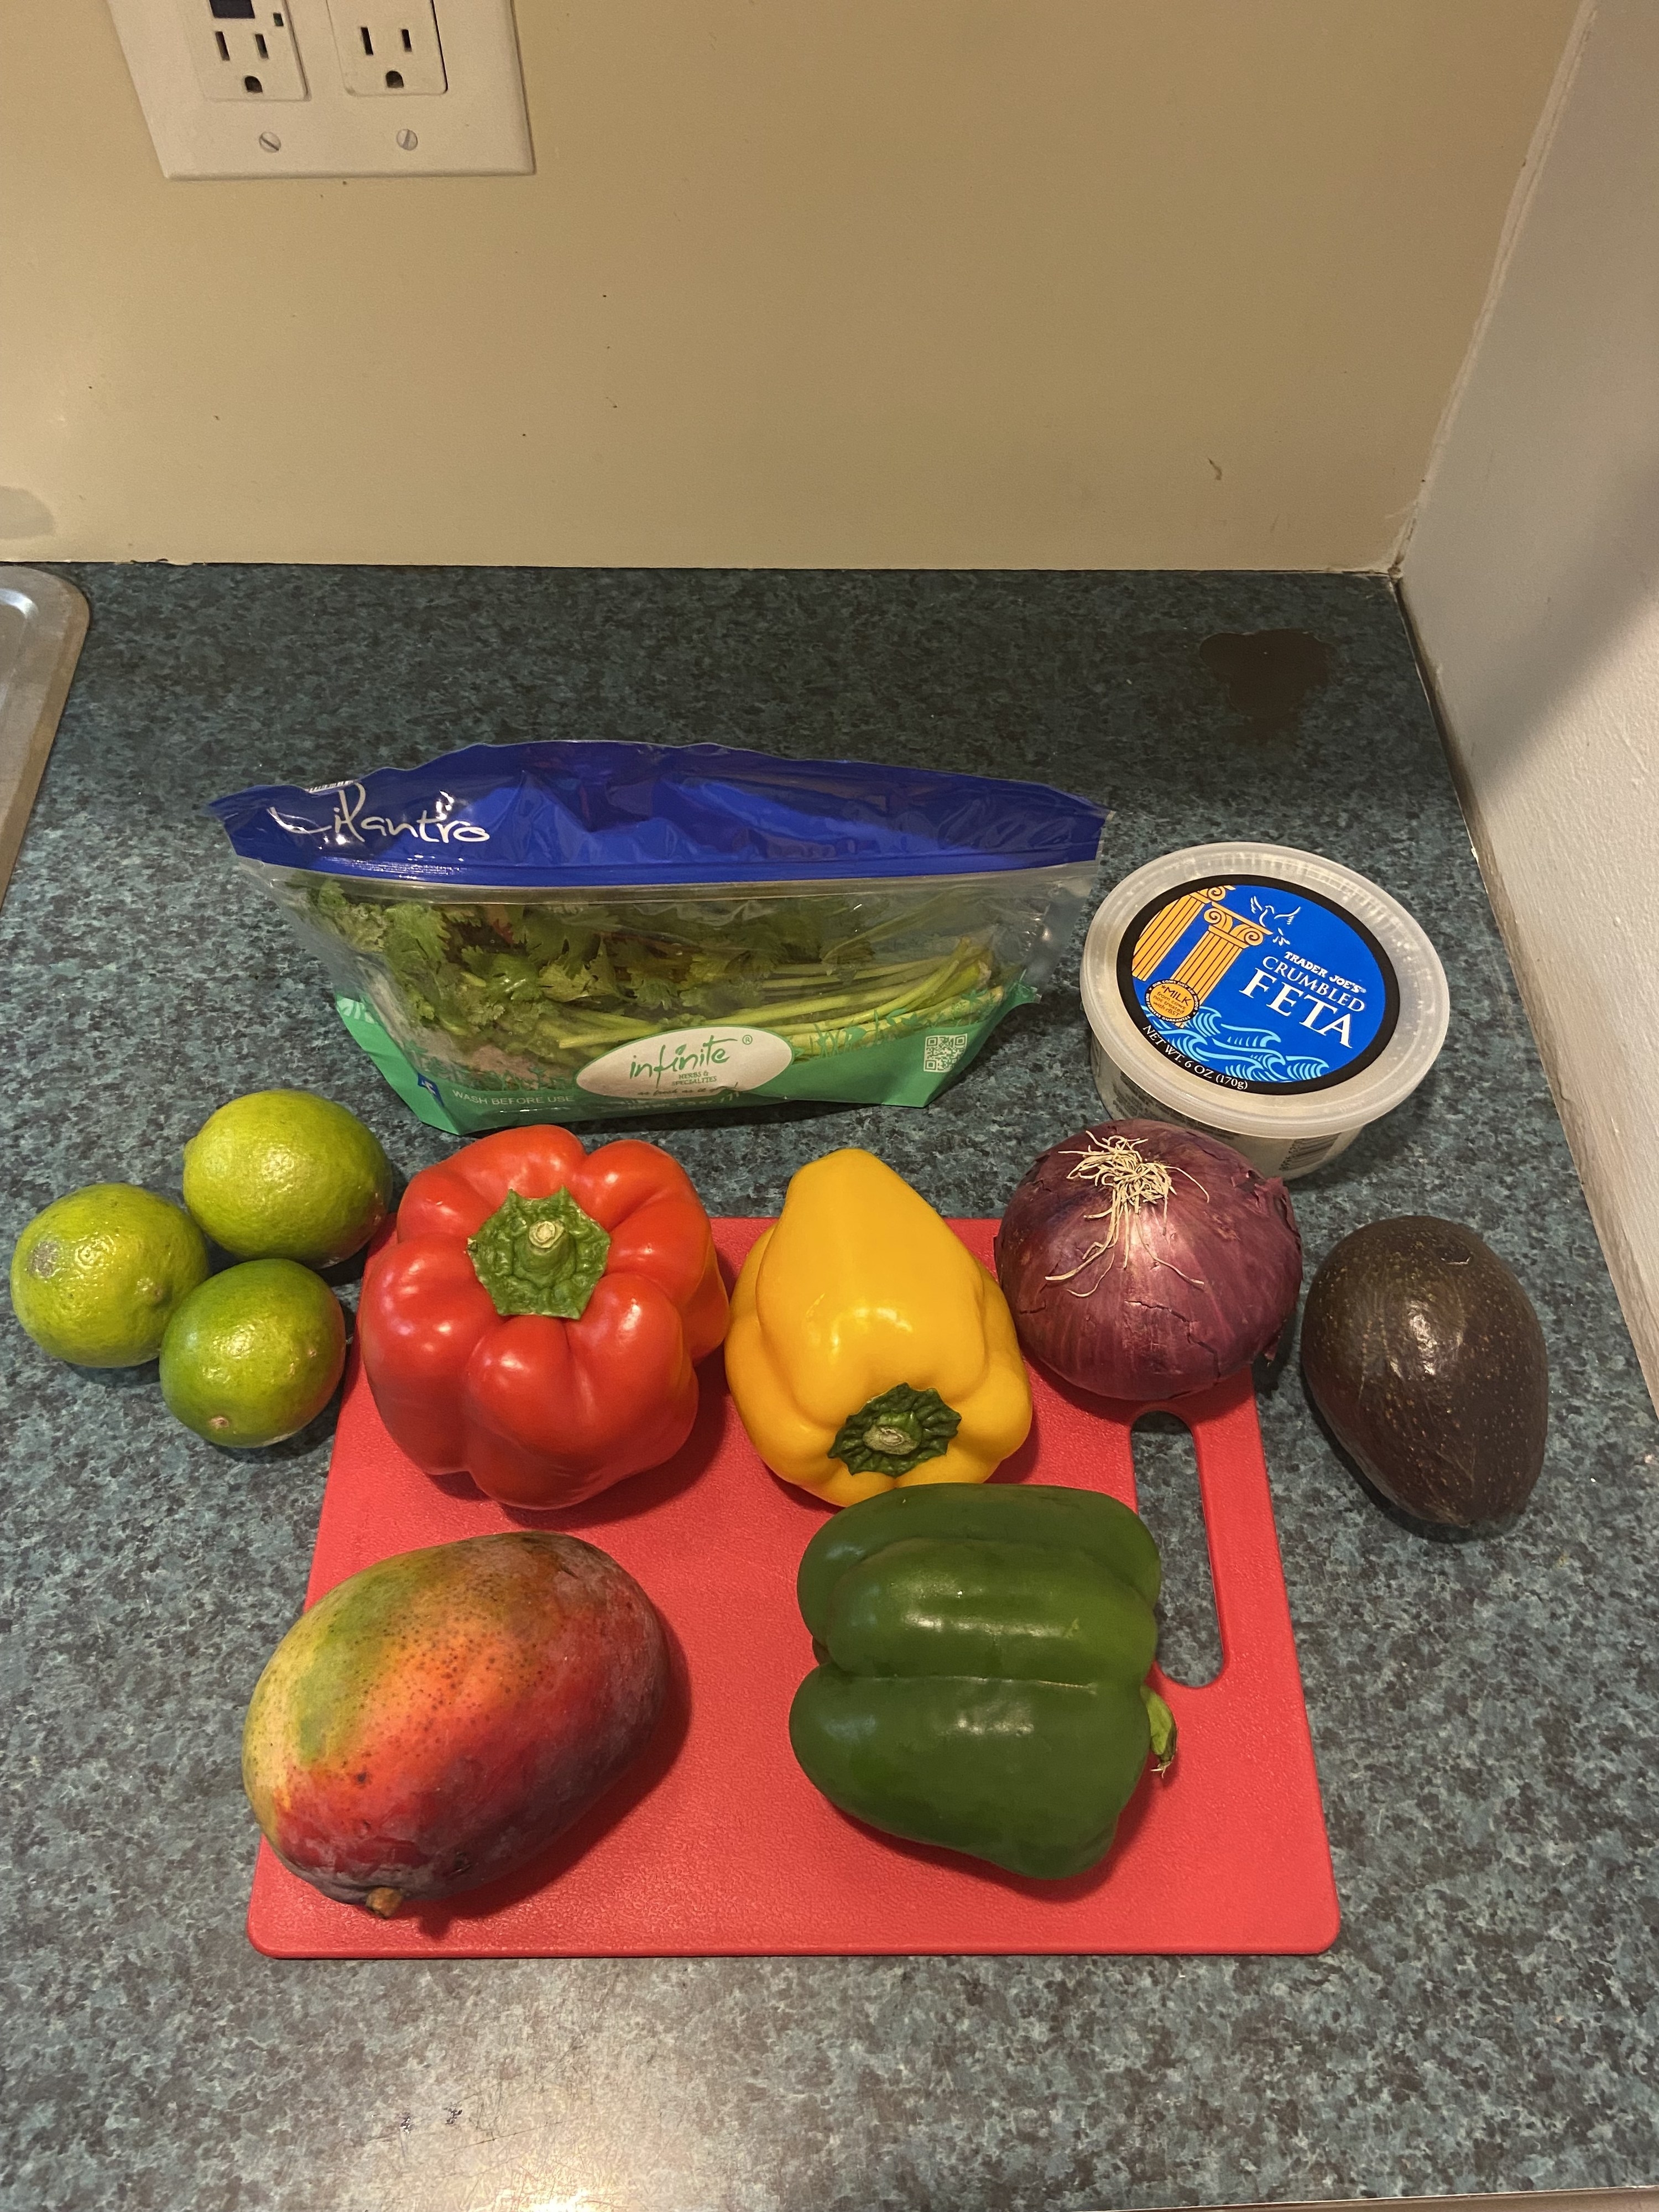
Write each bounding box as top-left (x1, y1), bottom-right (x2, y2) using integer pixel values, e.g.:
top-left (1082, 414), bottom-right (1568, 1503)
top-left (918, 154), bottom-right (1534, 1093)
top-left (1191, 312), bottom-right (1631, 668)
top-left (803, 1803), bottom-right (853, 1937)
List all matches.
top-left (726, 1148), bottom-right (1032, 1507)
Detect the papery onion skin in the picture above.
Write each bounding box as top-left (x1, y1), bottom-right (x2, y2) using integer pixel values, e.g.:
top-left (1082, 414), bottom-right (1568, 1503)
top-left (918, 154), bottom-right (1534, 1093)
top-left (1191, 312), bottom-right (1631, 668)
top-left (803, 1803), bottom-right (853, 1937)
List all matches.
top-left (994, 1120), bottom-right (1302, 1401)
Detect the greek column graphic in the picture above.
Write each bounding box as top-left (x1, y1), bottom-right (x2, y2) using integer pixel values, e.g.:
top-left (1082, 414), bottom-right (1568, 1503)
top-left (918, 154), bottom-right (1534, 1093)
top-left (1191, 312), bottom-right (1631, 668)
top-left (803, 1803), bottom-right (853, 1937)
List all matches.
top-left (1145, 902), bottom-right (1269, 1025)
top-left (1130, 886), bottom-right (1232, 979)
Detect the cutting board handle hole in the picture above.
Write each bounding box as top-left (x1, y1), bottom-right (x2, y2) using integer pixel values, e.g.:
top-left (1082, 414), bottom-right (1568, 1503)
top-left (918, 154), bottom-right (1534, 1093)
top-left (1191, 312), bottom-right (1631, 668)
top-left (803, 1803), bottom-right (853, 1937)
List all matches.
top-left (1131, 1411), bottom-right (1222, 1687)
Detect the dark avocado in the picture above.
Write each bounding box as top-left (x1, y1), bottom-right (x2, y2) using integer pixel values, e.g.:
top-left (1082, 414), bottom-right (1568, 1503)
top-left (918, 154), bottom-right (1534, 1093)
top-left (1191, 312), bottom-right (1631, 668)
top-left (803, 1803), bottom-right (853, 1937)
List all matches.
top-left (1301, 1217), bottom-right (1548, 1528)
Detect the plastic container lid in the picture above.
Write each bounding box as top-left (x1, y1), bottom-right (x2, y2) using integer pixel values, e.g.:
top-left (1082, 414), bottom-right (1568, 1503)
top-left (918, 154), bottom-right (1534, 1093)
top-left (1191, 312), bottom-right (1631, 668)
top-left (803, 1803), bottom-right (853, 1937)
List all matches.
top-left (1081, 842), bottom-right (1449, 1142)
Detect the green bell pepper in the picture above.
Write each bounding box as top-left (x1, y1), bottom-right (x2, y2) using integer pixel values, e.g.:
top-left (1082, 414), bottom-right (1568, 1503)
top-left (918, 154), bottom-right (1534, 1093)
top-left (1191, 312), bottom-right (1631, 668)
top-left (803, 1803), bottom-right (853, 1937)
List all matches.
top-left (791, 1483), bottom-right (1176, 1879)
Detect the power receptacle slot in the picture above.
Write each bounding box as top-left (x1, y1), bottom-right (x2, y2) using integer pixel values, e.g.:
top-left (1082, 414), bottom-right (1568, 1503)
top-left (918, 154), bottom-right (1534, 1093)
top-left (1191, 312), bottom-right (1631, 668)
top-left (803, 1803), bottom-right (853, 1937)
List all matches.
top-left (327, 1), bottom-right (446, 95)
top-left (176, 0), bottom-right (306, 99)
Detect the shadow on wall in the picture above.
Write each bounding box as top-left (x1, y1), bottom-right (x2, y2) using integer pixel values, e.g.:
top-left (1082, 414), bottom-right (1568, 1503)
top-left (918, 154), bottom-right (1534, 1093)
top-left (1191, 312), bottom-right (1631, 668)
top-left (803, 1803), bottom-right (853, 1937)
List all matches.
top-left (0, 489), bottom-right (55, 541)
top-left (1397, 0), bottom-right (1659, 1405)
top-left (1401, 0), bottom-right (1659, 803)
top-left (1406, 452), bottom-right (1659, 800)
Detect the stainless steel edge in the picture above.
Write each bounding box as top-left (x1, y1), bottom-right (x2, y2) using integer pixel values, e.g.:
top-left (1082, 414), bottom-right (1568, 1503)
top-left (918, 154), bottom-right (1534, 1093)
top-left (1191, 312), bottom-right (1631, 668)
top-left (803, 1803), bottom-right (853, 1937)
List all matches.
top-left (0, 565), bottom-right (90, 909)
top-left (1101, 2193), bottom-right (1658, 2212)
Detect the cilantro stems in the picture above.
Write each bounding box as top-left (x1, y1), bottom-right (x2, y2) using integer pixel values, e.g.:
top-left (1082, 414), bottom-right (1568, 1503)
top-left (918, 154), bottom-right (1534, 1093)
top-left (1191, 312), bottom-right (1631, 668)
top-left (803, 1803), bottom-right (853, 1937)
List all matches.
top-left (302, 880), bottom-right (1017, 1085)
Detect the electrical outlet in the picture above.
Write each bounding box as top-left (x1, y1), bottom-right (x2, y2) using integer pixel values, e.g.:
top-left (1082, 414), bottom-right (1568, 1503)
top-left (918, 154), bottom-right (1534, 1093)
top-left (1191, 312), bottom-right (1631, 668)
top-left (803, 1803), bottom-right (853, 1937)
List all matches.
top-left (327, 1), bottom-right (446, 96)
top-left (175, 0), bottom-right (307, 101)
top-left (107, 0), bottom-right (531, 176)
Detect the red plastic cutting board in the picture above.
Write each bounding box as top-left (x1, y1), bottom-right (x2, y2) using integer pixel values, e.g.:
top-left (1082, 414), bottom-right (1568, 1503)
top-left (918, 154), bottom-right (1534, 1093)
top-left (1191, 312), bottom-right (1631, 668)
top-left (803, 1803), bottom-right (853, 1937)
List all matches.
top-left (247, 1219), bottom-right (1339, 1959)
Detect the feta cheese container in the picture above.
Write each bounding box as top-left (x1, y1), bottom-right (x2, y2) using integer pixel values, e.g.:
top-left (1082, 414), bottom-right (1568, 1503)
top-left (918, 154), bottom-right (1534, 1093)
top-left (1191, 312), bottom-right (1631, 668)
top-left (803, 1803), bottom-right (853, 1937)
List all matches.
top-left (1080, 842), bottom-right (1449, 1179)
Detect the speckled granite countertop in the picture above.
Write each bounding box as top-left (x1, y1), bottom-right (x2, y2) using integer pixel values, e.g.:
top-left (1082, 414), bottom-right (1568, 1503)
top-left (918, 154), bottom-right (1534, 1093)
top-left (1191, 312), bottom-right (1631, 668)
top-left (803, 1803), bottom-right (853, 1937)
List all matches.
top-left (3, 567), bottom-right (1655, 2212)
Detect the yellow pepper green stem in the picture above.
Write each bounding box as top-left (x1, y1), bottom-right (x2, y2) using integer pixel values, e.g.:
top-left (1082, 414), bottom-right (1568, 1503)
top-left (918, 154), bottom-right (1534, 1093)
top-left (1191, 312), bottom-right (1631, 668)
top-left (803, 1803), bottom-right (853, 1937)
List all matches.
top-left (831, 1383), bottom-right (962, 1478)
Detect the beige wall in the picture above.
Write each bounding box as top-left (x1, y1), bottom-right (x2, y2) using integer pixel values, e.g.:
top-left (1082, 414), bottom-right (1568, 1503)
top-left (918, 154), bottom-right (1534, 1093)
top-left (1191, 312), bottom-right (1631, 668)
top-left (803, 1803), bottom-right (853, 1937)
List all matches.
top-left (1, 0), bottom-right (1575, 570)
top-left (1403, 0), bottom-right (1659, 1406)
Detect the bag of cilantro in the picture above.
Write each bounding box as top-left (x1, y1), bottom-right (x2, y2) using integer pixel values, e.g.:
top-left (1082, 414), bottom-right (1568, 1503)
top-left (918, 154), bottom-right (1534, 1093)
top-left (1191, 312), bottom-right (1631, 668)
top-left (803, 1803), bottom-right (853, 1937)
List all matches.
top-left (210, 740), bottom-right (1104, 1134)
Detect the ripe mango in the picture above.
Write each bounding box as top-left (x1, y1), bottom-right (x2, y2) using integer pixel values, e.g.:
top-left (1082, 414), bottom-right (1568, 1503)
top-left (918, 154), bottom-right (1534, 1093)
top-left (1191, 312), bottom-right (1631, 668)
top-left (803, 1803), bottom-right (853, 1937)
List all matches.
top-left (243, 1532), bottom-right (667, 1914)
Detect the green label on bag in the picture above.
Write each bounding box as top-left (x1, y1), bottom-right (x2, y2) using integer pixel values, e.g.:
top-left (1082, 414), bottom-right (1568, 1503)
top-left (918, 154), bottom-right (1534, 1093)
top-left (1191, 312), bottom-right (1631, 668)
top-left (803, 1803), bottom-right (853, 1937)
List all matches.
top-left (334, 993), bottom-right (1025, 1135)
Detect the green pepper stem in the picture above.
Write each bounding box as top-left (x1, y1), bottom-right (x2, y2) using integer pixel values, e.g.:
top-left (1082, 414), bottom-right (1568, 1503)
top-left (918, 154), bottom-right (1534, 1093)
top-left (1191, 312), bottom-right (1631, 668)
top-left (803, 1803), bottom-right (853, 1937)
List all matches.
top-left (1142, 1686), bottom-right (1178, 1775)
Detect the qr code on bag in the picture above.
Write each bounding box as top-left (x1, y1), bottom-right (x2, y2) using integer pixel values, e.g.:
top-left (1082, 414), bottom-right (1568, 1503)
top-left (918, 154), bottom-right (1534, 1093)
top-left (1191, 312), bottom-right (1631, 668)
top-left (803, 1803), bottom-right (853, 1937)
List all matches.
top-left (922, 1033), bottom-right (970, 1075)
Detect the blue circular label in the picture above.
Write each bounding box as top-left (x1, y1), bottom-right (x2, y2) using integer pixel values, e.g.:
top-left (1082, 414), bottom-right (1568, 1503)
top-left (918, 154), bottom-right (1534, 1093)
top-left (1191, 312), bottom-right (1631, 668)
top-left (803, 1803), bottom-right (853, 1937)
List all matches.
top-left (1116, 875), bottom-right (1400, 1095)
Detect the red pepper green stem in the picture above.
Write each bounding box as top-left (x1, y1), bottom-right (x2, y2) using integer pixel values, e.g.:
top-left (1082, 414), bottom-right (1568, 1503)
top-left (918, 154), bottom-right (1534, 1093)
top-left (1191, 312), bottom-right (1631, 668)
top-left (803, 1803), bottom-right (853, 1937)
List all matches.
top-left (467, 1188), bottom-right (611, 1320)
top-left (830, 1383), bottom-right (962, 1478)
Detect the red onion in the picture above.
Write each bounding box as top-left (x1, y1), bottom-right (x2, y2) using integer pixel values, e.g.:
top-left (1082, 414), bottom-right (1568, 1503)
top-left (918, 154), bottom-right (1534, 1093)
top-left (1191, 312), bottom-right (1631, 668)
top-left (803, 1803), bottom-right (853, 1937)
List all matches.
top-left (994, 1120), bottom-right (1302, 1401)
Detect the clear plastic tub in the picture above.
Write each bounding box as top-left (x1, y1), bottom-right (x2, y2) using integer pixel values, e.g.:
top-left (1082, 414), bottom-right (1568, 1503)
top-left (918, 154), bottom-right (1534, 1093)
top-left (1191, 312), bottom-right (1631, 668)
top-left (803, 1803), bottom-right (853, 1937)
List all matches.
top-left (1081, 842), bottom-right (1449, 1180)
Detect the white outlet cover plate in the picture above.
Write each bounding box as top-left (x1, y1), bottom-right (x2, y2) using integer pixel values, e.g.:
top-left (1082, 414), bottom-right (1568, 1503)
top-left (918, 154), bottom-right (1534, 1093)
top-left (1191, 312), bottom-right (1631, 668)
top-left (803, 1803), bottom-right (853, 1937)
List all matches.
top-left (108, 0), bottom-right (532, 178)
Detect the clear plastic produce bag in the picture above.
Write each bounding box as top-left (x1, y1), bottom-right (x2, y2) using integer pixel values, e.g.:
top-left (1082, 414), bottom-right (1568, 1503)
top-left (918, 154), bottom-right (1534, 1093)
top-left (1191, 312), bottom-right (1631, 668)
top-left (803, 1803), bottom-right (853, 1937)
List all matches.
top-left (211, 741), bottom-right (1104, 1133)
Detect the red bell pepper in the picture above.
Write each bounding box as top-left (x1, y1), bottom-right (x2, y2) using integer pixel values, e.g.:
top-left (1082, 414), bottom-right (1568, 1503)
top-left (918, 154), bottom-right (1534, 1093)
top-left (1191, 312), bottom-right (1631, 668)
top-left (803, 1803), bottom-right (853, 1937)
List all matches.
top-left (358, 1125), bottom-right (729, 1510)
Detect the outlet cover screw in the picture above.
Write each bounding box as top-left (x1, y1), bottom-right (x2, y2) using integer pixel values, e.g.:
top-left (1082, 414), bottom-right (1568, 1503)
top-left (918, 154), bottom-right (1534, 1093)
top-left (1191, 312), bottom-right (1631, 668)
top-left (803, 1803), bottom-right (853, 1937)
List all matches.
top-left (258, 132), bottom-right (282, 153)
top-left (397, 129), bottom-right (419, 151)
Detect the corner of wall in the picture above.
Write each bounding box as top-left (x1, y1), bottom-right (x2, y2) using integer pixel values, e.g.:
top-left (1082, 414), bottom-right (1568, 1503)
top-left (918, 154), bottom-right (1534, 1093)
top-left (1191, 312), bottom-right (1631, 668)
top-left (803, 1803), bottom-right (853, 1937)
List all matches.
top-left (1392, 0), bottom-right (1599, 582)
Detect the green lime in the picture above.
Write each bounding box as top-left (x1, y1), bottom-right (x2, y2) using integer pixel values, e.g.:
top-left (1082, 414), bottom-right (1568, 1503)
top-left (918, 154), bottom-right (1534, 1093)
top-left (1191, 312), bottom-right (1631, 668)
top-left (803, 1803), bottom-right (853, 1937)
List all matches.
top-left (182, 1089), bottom-right (391, 1266)
top-left (160, 1259), bottom-right (346, 1448)
top-left (10, 1185), bottom-right (210, 1367)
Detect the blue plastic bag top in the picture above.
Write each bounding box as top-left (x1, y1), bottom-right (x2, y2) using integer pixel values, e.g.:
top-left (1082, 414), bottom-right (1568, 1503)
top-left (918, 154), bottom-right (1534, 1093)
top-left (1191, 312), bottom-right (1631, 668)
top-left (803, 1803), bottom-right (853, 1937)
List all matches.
top-left (209, 740), bottom-right (1105, 888)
